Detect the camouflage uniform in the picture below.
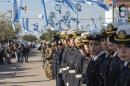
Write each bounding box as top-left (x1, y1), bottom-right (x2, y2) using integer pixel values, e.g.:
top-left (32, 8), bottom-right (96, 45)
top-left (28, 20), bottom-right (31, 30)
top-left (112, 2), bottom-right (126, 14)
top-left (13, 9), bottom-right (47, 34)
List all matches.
top-left (44, 46), bottom-right (54, 79)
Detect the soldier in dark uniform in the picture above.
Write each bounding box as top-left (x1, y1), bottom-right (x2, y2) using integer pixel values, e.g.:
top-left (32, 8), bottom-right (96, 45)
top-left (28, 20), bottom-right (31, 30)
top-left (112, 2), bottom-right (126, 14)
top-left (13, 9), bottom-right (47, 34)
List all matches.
top-left (55, 40), bottom-right (65, 86)
top-left (60, 30), bottom-right (72, 86)
top-left (81, 32), bottom-right (91, 86)
top-left (86, 32), bottom-right (106, 86)
top-left (96, 28), bottom-right (111, 86)
top-left (66, 30), bottom-right (85, 86)
top-left (73, 37), bottom-right (87, 86)
top-left (87, 23), bottom-right (123, 86)
top-left (100, 28), bottom-right (109, 52)
top-left (103, 22), bottom-right (124, 86)
top-left (50, 31), bottom-right (66, 86)
top-left (61, 44), bottom-right (71, 86)
top-left (109, 24), bottom-right (130, 86)
top-left (59, 30), bottom-right (77, 86)
top-left (52, 35), bottom-right (62, 79)
top-left (65, 30), bottom-right (78, 86)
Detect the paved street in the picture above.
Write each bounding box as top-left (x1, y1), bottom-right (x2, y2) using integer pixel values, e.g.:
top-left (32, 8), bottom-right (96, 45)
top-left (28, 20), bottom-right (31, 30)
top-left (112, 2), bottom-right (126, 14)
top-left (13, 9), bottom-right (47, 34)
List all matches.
top-left (0, 49), bottom-right (56, 86)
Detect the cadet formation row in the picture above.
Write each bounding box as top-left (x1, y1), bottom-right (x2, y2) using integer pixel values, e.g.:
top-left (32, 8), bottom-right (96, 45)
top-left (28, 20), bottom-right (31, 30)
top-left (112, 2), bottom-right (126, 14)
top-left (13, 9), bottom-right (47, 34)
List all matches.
top-left (40, 22), bottom-right (130, 86)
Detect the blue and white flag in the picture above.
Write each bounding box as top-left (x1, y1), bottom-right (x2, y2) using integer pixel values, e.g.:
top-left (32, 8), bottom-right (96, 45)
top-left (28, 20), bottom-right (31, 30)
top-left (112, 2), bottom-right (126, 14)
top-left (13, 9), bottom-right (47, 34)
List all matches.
top-left (41, 0), bottom-right (48, 26)
top-left (86, 0), bottom-right (109, 10)
top-left (12, 0), bottom-right (22, 22)
top-left (55, 0), bottom-right (64, 3)
top-left (64, 0), bottom-right (76, 13)
top-left (76, 0), bottom-right (86, 3)
top-left (74, 0), bottom-right (109, 10)
top-left (22, 18), bottom-right (29, 31)
top-left (33, 23), bottom-right (39, 32)
top-left (55, 0), bottom-right (77, 13)
top-left (74, 0), bottom-right (93, 5)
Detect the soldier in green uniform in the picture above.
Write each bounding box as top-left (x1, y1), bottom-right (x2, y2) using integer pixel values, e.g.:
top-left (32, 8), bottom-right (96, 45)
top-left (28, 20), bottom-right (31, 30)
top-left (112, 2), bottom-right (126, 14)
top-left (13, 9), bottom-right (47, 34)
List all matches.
top-left (41, 42), bottom-right (47, 66)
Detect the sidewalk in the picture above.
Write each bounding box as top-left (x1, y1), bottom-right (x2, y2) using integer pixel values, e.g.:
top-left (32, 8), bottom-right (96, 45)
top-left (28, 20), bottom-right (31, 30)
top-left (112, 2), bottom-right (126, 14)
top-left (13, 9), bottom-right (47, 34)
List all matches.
top-left (0, 49), bottom-right (56, 86)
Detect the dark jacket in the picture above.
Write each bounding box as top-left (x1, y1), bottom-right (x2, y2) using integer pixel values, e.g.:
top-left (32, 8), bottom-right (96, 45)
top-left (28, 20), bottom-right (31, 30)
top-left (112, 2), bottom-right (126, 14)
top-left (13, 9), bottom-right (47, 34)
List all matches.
top-left (86, 52), bottom-right (106, 86)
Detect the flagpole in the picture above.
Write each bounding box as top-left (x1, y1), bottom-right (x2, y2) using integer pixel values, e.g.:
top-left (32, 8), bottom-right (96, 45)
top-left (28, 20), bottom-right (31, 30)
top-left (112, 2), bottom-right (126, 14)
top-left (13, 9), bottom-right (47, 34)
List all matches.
top-left (41, 0), bottom-right (48, 26)
top-left (112, 0), bottom-right (114, 22)
top-left (76, 10), bottom-right (78, 29)
top-left (76, 2), bottom-right (79, 30)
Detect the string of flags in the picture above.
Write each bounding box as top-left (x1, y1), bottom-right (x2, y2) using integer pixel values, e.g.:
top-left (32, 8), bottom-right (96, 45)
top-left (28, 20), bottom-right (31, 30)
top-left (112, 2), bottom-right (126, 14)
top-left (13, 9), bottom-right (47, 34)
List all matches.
top-left (11, 0), bottom-right (121, 34)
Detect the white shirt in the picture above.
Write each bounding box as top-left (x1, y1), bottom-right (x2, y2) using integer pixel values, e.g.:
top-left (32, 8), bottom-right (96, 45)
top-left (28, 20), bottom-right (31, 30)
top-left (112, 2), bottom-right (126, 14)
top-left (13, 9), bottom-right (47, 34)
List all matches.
top-left (93, 51), bottom-right (105, 61)
top-left (113, 52), bottom-right (117, 58)
top-left (124, 60), bottom-right (130, 67)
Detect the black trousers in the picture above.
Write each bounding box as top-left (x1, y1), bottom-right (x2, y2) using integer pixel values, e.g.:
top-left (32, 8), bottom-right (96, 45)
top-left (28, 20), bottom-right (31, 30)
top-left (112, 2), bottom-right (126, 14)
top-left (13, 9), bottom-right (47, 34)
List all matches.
top-left (0, 57), bottom-right (4, 64)
top-left (56, 73), bottom-right (65, 86)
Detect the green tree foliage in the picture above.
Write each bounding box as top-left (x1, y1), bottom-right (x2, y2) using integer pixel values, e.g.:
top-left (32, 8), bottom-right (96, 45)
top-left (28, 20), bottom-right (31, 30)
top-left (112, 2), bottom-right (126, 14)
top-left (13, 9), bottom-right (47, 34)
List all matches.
top-left (40, 30), bottom-right (59, 42)
top-left (0, 16), bottom-right (21, 41)
top-left (23, 35), bottom-right (37, 42)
